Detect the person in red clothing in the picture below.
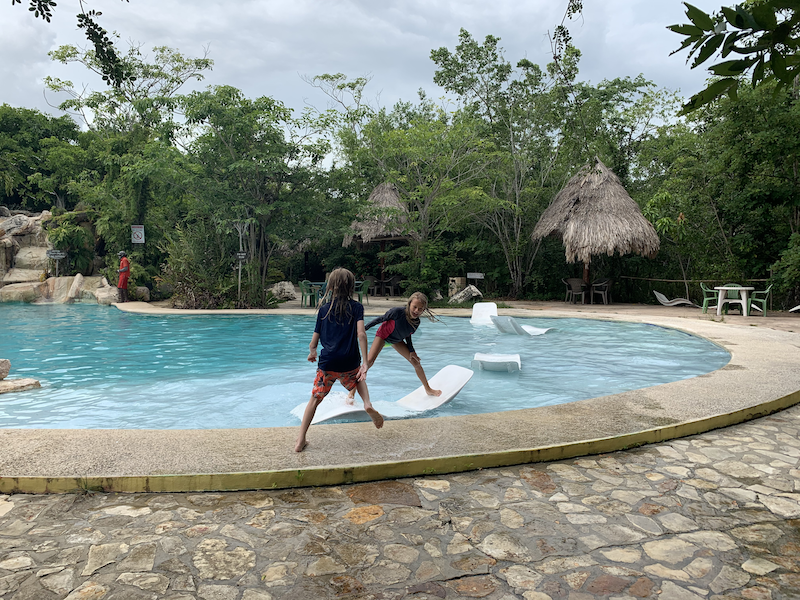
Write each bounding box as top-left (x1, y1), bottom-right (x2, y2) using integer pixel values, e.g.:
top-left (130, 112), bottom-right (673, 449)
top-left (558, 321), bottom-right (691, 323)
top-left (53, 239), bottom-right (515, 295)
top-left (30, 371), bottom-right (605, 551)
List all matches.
top-left (116, 251), bottom-right (130, 302)
top-left (346, 291), bottom-right (441, 402)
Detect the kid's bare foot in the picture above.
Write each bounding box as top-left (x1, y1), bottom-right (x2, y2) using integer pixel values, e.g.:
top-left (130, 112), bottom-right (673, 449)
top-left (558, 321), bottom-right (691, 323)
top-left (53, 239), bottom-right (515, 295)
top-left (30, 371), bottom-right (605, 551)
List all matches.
top-left (426, 388), bottom-right (442, 397)
top-left (345, 396), bottom-right (355, 406)
top-left (346, 390), bottom-right (356, 403)
top-left (294, 439), bottom-right (308, 453)
top-left (366, 407), bottom-right (384, 429)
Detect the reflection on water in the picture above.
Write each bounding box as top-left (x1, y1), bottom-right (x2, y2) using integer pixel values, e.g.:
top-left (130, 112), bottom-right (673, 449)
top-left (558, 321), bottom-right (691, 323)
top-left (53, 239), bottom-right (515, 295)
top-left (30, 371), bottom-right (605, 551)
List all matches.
top-left (0, 303), bottom-right (730, 429)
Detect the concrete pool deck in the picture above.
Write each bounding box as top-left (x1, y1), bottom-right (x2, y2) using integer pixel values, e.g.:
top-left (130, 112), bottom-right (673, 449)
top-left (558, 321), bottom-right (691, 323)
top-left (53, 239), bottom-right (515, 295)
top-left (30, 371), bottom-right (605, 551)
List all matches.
top-left (1, 298), bottom-right (799, 494)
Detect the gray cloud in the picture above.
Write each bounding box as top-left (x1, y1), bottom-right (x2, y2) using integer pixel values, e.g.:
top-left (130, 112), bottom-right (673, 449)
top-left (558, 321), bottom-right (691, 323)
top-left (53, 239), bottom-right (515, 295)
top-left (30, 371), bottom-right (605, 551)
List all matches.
top-left (1, 0), bottom-right (722, 118)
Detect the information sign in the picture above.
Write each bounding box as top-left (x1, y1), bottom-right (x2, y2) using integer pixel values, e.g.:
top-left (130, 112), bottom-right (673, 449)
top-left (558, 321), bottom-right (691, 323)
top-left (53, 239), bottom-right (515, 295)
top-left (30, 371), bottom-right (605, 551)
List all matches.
top-left (131, 225), bottom-right (145, 244)
top-left (467, 272), bottom-right (485, 280)
top-left (46, 249), bottom-right (67, 260)
top-left (236, 252), bottom-right (248, 261)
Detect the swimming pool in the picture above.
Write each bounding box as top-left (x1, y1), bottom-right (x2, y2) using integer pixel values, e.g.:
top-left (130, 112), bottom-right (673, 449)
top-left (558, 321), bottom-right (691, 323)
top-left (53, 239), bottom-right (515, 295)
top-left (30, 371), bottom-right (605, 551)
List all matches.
top-left (0, 303), bottom-right (730, 429)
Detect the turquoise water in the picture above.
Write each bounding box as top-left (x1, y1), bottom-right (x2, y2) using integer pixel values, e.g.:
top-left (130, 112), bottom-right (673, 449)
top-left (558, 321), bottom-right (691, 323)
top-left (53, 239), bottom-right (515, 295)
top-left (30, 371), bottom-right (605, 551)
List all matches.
top-left (0, 303), bottom-right (730, 429)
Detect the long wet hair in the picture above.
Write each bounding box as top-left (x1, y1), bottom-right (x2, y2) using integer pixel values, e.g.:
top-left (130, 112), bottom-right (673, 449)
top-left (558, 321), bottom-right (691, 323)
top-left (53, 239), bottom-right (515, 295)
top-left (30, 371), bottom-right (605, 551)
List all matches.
top-left (320, 268), bottom-right (356, 323)
top-left (405, 291), bottom-right (438, 324)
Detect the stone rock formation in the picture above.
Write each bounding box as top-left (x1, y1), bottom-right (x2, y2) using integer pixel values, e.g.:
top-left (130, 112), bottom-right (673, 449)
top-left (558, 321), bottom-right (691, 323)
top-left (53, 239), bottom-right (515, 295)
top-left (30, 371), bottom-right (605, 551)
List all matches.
top-left (0, 359), bottom-right (41, 395)
top-left (269, 281), bottom-right (298, 301)
top-left (448, 284), bottom-right (483, 304)
top-left (0, 211), bottom-right (51, 286)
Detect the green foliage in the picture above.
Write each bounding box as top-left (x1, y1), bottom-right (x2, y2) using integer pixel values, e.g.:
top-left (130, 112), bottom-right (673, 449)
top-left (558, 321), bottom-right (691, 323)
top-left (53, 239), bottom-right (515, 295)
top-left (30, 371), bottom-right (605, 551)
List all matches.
top-left (158, 223), bottom-right (236, 309)
top-left (13, 0), bottom-right (133, 87)
top-left (668, 1), bottom-right (800, 113)
top-left (0, 105), bottom-right (82, 210)
top-left (46, 212), bottom-right (95, 275)
top-left (771, 233), bottom-right (800, 306)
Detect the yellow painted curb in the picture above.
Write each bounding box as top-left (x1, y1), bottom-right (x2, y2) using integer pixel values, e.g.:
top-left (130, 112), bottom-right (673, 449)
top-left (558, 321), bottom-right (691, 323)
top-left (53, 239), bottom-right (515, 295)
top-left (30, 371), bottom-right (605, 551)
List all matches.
top-left (4, 388), bottom-right (798, 495)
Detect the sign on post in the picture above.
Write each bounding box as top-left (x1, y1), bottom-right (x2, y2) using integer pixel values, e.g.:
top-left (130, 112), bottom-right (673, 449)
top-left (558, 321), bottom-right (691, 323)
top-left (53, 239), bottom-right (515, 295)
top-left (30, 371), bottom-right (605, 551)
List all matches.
top-left (467, 272), bottom-right (485, 280)
top-left (236, 251), bottom-right (248, 261)
top-left (46, 249), bottom-right (67, 277)
top-left (131, 225), bottom-right (145, 244)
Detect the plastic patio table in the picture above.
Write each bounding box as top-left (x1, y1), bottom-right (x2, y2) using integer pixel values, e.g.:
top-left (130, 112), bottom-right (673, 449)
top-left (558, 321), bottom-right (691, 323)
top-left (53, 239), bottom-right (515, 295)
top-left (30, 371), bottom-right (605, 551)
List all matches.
top-left (714, 285), bottom-right (754, 317)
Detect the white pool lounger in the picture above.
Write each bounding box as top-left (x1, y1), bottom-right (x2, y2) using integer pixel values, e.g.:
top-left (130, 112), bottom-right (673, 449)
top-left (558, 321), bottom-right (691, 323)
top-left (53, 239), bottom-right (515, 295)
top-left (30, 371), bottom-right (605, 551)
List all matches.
top-left (308, 365), bottom-right (474, 424)
top-left (471, 352), bottom-right (521, 372)
top-left (470, 302), bottom-right (498, 326)
top-left (490, 315), bottom-right (551, 336)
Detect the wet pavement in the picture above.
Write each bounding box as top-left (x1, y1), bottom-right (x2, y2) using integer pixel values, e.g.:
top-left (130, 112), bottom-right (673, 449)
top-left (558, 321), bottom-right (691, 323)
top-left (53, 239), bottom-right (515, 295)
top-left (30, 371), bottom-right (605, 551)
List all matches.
top-left (2, 403), bottom-right (800, 599)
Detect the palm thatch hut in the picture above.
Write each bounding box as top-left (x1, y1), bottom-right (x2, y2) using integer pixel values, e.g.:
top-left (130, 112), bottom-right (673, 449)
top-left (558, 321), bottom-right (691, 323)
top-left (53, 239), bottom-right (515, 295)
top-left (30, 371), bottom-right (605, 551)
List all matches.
top-left (343, 182), bottom-right (415, 283)
top-left (342, 183), bottom-right (412, 248)
top-left (532, 158), bottom-right (659, 283)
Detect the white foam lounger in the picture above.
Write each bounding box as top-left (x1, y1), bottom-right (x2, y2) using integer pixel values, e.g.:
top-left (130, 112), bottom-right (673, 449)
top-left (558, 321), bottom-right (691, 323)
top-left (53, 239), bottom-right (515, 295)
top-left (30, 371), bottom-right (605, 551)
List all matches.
top-left (309, 365), bottom-right (474, 424)
top-left (470, 301), bottom-right (498, 326)
top-left (490, 315), bottom-right (551, 336)
top-left (471, 352), bottom-right (521, 372)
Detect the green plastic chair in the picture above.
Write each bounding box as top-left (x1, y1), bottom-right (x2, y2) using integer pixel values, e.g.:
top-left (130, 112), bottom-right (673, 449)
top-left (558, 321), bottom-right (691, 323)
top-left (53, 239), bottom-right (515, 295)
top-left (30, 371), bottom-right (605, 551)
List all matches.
top-left (700, 282), bottom-right (717, 314)
top-left (748, 284), bottom-right (772, 316)
top-left (299, 280), bottom-right (316, 308)
top-left (354, 280), bottom-right (370, 305)
top-left (720, 283), bottom-right (745, 315)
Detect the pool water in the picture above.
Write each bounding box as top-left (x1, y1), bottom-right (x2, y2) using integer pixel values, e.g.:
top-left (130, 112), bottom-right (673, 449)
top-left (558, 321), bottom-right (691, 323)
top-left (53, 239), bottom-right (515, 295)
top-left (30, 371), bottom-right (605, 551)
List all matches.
top-left (0, 303), bottom-right (730, 429)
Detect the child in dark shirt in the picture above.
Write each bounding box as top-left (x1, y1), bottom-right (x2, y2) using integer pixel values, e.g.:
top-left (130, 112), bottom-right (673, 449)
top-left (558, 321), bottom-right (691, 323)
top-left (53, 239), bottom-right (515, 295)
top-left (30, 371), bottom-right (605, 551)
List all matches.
top-left (295, 268), bottom-right (384, 452)
top-left (347, 291), bottom-right (441, 402)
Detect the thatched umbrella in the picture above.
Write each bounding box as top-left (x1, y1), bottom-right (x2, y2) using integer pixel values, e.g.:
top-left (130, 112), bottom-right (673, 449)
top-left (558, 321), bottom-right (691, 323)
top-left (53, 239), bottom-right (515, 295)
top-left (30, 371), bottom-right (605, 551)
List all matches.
top-left (342, 183), bottom-right (411, 247)
top-left (532, 158), bottom-right (659, 283)
top-left (343, 182), bottom-right (415, 283)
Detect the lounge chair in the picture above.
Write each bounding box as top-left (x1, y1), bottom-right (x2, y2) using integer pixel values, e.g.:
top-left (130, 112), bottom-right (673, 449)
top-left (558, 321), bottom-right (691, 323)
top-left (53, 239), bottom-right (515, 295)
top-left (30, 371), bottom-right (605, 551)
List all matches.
top-left (653, 290), bottom-right (699, 308)
top-left (471, 353), bottom-right (521, 372)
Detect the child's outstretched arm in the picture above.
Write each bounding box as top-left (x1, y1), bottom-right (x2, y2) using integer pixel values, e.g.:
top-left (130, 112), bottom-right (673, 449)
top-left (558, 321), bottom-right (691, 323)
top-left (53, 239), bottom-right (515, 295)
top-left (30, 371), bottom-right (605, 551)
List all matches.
top-left (308, 332), bottom-right (320, 363)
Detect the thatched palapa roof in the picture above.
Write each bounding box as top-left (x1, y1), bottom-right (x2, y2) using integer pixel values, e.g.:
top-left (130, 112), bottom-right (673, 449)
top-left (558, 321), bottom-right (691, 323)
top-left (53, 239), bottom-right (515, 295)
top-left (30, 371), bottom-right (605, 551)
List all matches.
top-left (532, 158), bottom-right (659, 265)
top-left (342, 183), bottom-right (414, 247)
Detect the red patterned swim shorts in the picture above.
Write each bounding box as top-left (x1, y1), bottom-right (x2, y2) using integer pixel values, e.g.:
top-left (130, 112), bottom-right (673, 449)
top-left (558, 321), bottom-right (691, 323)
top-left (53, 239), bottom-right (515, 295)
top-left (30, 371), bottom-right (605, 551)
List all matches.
top-left (312, 367), bottom-right (360, 399)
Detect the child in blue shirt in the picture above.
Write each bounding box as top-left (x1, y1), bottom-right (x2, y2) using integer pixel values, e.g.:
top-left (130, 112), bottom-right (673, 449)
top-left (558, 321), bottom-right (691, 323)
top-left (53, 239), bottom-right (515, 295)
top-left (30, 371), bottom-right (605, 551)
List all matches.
top-left (295, 268), bottom-right (384, 452)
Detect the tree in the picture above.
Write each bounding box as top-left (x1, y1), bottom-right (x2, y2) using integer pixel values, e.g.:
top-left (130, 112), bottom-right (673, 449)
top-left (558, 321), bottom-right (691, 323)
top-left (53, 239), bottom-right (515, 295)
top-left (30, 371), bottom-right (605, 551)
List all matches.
top-left (431, 29), bottom-right (564, 297)
top-left (668, 1), bottom-right (800, 113)
top-left (13, 0), bottom-right (133, 87)
top-left (45, 44), bottom-right (212, 132)
top-left (0, 104), bottom-right (82, 211)
top-left (172, 85), bottom-right (335, 307)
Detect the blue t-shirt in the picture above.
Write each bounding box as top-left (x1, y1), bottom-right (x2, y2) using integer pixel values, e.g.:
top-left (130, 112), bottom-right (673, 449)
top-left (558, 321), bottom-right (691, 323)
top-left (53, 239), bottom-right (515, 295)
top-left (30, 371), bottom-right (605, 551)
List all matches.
top-left (314, 299), bottom-right (364, 372)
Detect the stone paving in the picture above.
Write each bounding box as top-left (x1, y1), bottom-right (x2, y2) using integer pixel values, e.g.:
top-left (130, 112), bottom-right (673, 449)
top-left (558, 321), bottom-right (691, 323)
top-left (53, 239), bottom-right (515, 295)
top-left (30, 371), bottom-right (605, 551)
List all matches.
top-left (2, 405), bottom-right (800, 599)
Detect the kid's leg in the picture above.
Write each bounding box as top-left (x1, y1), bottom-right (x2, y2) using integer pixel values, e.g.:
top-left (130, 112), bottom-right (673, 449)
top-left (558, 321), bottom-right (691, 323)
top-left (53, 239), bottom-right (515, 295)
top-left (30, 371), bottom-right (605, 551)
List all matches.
top-left (295, 395), bottom-right (324, 452)
top-left (296, 370), bottom-right (331, 452)
top-left (392, 343), bottom-right (442, 396)
top-left (354, 380), bottom-right (383, 429)
top-left (347, 337), bottom-right (386, 401)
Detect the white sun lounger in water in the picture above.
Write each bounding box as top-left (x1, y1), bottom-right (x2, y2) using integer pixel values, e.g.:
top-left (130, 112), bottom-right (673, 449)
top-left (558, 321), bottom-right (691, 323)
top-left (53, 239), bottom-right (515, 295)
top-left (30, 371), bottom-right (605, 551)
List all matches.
top-left (309, 365), bottom-right (474, 424)
top-left (471, 352), bottom-right (521, 372)
top-left (490, 315), bottom-right (551, 336)
top-left (470, 302), bottom-right (498, 326)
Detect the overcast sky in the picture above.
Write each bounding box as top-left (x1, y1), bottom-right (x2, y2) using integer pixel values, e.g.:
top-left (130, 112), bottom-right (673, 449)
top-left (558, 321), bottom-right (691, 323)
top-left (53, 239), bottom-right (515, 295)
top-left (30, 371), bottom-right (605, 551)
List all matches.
top-left (2, 0), bottom-right (723, 120)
